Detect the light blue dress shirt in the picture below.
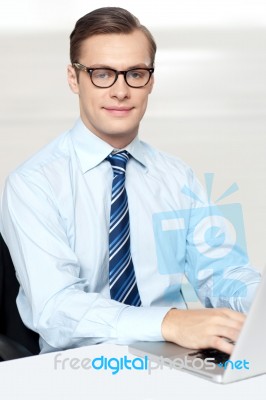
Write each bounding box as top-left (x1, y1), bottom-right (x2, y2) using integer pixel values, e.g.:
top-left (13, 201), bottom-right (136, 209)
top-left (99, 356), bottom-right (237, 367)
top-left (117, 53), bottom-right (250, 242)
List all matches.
top-left (0, 119), bottom-right (261, 353)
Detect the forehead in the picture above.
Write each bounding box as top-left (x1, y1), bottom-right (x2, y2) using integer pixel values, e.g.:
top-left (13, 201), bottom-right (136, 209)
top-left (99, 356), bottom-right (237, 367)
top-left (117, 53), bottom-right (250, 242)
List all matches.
top-left (79, 30), bottom-right (151, 67)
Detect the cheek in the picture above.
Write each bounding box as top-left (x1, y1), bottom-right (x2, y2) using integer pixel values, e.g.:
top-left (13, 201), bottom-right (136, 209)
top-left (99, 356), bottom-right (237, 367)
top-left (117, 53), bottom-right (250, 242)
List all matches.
top-left (79, 89), bottom-right (99, 112)
top-left (137, 92), bottom-right (150, 111)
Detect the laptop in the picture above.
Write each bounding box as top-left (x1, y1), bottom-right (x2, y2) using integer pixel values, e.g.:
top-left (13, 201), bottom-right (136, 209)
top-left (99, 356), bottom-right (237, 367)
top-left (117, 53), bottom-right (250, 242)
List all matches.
top-left (129, 271), bottom-right (266, 384)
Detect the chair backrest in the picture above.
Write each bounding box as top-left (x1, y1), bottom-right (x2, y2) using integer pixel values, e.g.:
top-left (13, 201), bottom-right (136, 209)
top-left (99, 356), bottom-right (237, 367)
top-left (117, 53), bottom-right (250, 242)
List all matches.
top-left (0, 234), bottom-right (40, 355)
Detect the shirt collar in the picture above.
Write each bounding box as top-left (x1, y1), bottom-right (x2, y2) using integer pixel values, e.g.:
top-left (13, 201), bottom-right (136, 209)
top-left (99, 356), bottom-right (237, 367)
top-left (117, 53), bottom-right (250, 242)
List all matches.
top-left (70, 118), bottom-right (147, 173)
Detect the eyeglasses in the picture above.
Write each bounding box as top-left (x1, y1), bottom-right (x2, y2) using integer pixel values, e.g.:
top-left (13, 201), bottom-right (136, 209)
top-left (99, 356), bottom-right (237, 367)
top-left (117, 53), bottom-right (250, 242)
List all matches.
top-left (73, 62), bottom-right (154, 88)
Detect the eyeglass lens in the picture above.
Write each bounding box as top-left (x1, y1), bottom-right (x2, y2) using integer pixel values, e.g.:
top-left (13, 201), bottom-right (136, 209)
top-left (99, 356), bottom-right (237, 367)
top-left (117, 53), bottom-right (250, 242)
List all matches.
top-left (91, 69), bottom-right (151, 87)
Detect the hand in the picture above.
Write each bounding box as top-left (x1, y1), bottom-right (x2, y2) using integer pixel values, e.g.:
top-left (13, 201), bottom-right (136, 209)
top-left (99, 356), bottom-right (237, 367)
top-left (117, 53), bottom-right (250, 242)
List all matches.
top-left (161, 308), bottom-right (245, 354)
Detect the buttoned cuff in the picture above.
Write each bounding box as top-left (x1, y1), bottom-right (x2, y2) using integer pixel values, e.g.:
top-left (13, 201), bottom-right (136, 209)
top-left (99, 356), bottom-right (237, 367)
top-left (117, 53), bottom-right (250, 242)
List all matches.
top-left (116, 306), bottom-right (172, 341)
top-left (234, 281), bottom-right (261, 313)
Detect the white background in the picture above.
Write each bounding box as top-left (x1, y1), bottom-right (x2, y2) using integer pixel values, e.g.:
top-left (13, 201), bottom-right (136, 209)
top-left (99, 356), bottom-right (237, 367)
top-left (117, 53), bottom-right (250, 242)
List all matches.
top-left (1, 0), bottom-right (265, 267)
top-left (0, 1), bottom-right (265, 264)
top-left (1, 0), bottom-right (265, 264)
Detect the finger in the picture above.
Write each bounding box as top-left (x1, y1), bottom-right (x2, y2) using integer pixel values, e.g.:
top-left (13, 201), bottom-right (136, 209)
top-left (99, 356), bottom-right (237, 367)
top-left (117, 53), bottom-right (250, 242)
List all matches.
top-left (209, 336), bottom-right (235, 354)
top-left (220, 308), bottom-right (246, 322)
top-left (214, 316), bottom-right (244, 331)
top-left (212, 325), bottom-right (241, 344)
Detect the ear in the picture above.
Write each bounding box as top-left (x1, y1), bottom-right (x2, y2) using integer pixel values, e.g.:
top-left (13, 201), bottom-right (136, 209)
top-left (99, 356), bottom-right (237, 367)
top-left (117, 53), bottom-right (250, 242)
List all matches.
top-left (67, 65), bottom-right (79, 94)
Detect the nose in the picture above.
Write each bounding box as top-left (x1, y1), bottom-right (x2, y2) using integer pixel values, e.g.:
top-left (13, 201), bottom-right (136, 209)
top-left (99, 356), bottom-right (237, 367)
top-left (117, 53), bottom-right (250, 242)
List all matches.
top-left (109, 73), bottom-right (130, 100)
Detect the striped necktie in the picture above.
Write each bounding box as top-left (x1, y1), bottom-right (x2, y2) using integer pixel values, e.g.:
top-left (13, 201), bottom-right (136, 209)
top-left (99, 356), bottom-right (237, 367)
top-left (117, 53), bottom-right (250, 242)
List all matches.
top-left (107, 151), bottom-right (141, 306)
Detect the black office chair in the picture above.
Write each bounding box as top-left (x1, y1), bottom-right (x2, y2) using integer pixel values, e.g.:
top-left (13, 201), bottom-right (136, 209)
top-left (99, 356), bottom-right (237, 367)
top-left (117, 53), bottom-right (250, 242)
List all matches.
top-left (0, 233), bottom-right (40, 361)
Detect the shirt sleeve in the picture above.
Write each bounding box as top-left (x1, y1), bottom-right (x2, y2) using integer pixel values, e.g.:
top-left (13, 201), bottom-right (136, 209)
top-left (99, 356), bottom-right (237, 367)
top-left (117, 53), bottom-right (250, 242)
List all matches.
top-left (183, 172), bottom-right (261, 313)
top-left (1, 171), bottom-right (170, 351)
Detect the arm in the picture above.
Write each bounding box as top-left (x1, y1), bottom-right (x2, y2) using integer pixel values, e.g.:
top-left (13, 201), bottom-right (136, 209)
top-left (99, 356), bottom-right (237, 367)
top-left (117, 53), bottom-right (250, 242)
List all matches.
top-left (1, 171), bottom-right (169, 351)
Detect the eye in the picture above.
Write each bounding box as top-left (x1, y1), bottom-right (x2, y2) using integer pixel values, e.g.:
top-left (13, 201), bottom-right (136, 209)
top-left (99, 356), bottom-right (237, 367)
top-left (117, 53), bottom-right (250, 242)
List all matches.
top-left (127, 69), bottom-right (146, 79)
top-left (93, 69), bottom-right (114, 80)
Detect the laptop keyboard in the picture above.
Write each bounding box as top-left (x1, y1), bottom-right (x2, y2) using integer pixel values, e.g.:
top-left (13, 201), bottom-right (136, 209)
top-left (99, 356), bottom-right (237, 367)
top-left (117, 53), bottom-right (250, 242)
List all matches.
top-left (188, 349), bottom-right (230, 365)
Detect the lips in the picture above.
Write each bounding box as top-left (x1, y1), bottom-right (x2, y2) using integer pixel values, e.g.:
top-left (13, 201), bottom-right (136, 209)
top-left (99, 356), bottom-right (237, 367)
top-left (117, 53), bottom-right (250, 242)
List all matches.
top-left (105, 106), bottom-right (133, 111)
top-left (103, 106), bottom-right (134, 115)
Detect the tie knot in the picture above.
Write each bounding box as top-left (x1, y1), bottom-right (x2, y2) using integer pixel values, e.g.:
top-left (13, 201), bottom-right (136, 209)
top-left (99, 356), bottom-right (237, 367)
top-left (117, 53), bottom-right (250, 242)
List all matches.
top-left (107, 151), bottom-right (130, 175)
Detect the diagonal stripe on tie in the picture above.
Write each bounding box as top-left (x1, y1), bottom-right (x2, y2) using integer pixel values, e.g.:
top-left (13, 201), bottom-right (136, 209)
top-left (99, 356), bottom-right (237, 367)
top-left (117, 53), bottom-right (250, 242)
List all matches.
top-left (106, 151), bottom-right (141, 306)
top-left (110, 256), bottom-right (132, 288)
top-left (109, 248), bottom-right (130, 281)
top-left (109, 231), bottom-right (130, 261)
top-left (110, 204), bottom-right (129, 232)
top-left (109, 222), bottom-right (130, 255)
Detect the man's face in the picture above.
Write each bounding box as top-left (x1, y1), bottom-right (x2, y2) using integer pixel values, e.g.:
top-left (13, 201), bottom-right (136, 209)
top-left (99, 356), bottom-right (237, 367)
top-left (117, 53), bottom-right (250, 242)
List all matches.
top-left (68, 30), bottom-right (154, 147)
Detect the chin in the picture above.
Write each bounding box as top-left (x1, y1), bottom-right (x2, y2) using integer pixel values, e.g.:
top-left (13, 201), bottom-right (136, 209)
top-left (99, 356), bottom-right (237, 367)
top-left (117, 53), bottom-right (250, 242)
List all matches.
top-left (101, 129), bottom-right (138, 145)
top-left (104, 126), bottom-right (138, 137)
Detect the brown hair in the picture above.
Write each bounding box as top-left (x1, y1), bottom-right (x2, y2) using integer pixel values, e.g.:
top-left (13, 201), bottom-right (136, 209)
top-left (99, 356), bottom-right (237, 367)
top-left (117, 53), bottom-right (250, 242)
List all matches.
top-left (70, 7), bottom-right (157, 66)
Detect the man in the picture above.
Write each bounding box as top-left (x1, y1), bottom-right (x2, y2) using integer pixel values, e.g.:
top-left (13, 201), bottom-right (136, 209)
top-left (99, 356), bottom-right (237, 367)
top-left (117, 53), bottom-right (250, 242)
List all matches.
top-left (0, 7), bottom-right (260, 355)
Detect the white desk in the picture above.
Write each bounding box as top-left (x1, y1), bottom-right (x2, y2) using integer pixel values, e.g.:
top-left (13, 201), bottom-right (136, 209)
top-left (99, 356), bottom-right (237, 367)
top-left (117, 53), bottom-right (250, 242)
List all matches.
top-left (0, 344), bottom-right (265, 400)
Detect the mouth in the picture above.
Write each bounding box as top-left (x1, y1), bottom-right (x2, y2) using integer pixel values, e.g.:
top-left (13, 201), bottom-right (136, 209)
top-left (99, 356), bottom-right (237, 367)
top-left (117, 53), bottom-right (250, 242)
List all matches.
top-left (103, 106), bottom-right (134, 116)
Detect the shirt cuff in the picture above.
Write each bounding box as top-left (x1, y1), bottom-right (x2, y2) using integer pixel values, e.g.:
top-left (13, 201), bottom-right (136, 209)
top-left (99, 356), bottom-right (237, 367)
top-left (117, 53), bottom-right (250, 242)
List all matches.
top-left (235, 281), bottom-right (261, 313)
top-left (116, 306), bottom-right (172, 342)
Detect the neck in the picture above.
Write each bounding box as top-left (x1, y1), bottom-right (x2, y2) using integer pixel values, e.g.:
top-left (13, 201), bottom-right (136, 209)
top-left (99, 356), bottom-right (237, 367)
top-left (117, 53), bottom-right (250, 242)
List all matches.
top-left (100, 134), bottom-right (136, 149)
top-left (80, 116), bottom-right (139, 148)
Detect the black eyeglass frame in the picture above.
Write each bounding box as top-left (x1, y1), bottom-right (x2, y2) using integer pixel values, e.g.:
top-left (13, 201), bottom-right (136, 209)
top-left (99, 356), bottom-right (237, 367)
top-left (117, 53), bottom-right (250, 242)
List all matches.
top-left (73, 62), bottom-right (154, 88)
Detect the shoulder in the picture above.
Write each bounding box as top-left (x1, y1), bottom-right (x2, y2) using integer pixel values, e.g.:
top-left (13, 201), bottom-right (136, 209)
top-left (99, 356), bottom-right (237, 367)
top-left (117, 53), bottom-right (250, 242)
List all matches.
top-left (139, 140), bottom-right (207, 206)
top-left (7, 129), bottom-right (72, 183)
top-left (140, 140), bottom-right (194, 180)
top-left (4, 128), bottom-right (77, 205)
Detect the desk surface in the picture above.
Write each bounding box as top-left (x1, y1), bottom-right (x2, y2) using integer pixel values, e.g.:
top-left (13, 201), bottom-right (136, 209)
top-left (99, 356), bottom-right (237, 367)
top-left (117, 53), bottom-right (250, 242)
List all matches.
top-left (0, 344), bottom-right (265, 400)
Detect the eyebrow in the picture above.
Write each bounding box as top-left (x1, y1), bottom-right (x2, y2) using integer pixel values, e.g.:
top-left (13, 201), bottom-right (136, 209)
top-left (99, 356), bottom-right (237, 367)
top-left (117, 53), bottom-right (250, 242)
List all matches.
top-left (88, 63), bottom-right (151, 69)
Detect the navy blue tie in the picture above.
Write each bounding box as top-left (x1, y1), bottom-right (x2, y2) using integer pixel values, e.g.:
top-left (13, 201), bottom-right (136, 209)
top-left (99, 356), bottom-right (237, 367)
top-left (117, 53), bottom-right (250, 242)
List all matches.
top-left (107, 151), bottom-right (141, 306)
